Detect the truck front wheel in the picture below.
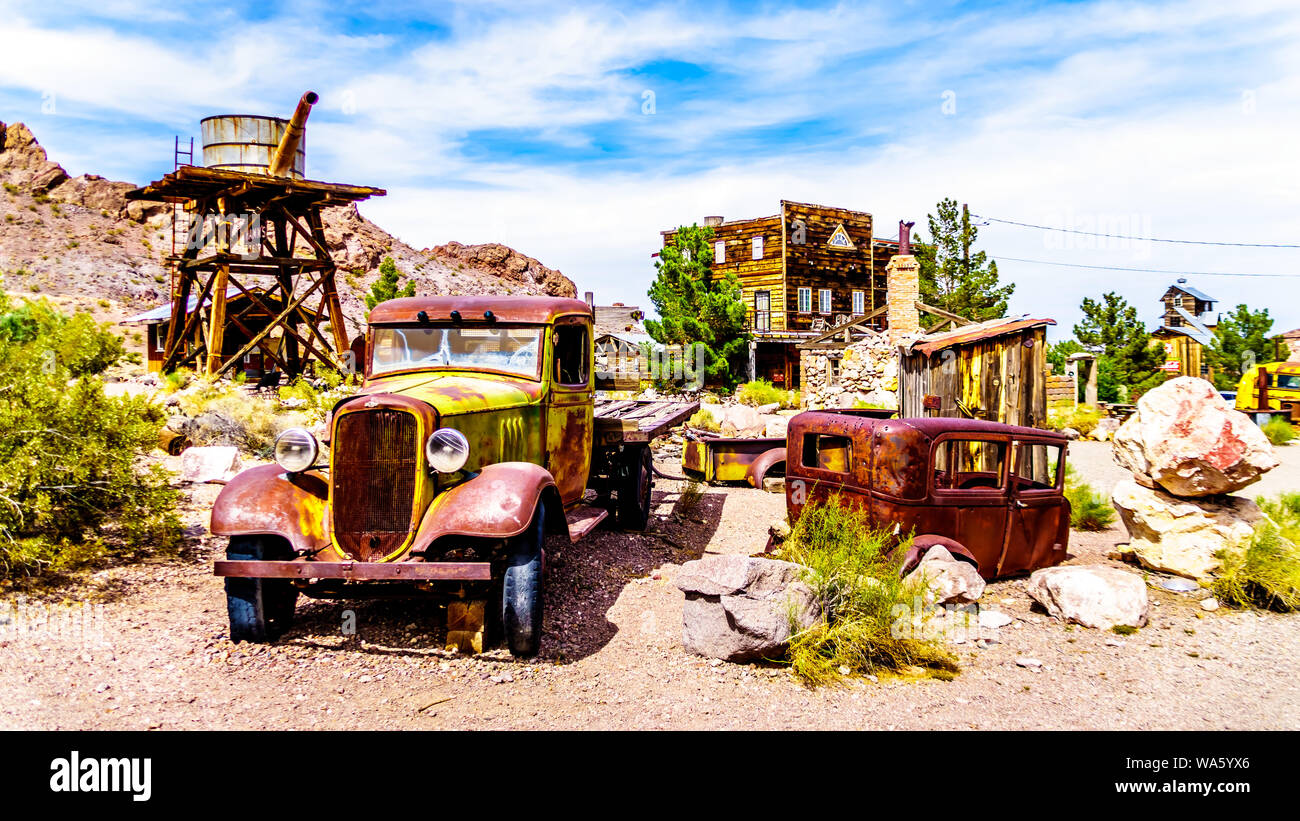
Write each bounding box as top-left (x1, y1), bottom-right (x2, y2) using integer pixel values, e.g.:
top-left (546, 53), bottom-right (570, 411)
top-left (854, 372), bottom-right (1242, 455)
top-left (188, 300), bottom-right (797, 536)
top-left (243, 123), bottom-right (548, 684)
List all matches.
top-left (225, 536), bottom-right (298, 643)
top-left (501, 502), bottom-right (546, 657)
top-left (617, 445), bottom-right (653, 531)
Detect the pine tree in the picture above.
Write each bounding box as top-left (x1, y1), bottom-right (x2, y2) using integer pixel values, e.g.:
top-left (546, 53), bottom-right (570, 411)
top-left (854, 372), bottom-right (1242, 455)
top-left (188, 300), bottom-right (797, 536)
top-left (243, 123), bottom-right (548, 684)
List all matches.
top-left (1208, 304), bottom-right (1275, 390)
top-left (365, 256), bottom-right (416, 311)
top-left (914, 198), bottom-right (1014, 321)
top-left (1073, 292), bottom-right (1164, 397)
top-left (645, 224), bottom-right (750, 389)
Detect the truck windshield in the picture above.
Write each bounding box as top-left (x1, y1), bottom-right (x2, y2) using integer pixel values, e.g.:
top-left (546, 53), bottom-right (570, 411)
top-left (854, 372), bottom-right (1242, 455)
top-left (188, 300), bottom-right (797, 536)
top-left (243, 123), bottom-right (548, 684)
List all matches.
top-left (370, 325), bottom-right (544, 379)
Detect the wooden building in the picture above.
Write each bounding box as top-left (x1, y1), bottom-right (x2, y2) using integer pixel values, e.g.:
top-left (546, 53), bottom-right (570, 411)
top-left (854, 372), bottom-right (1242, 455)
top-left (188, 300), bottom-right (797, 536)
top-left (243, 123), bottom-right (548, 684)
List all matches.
top-left (121, 285), bottom-right (315, 379)
top-left (1150, 281), bottom-right (1217, 381)
top-left (898, 316), bottom-right (1055, 428)
top-left (661, 201), bottom-right (898, 388)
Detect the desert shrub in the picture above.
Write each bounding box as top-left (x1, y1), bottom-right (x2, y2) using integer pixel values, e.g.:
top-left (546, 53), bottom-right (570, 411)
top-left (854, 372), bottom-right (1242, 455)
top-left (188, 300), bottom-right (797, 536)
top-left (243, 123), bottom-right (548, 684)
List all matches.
top-left (1044, 403), bottom-right (1103, 436)
top-left (159, 369), bottom-right (192, 394)
top-left (1212, 522), bottom-right (1300, 612)
top-left (773, 496), bottom-right (958, 686)
top-left (1258, 492), bottom-right (1300, 543)
top-left (1262, 416), bottom-right (1295, 446)
top-left (686, 408), bottom-right (719, 432)
top-left (180, 388), bottom-right (302, 458)
top-left (0, 294), bottom-right (179, 579)
top-left (1061, 463), bottom-right (1115, 531)
top-left (736, 379), bottom-right (797, 409)
top-left (277, 365), bottom-right (357, 425)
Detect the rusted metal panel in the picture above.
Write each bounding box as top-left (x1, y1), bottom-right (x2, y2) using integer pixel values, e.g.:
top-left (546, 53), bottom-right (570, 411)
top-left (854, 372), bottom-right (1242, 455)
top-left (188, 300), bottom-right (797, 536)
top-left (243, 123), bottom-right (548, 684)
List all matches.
top-left (210, 464), bottom-right (331, 555)
top-left (784, 411), bottom-right (1070, 580)
top-left (908, 317), bottom-right (1056, 357)
top-left (408, 462), bottom-right (564, 550)
top-left (745, 446), bottom-right (787, 489)
top-left (332, 407), bottom-right (420, 560)
top-left (680, 437), bottom-right (785, 484)
top-left (214, 559), bottom-right (492, 581)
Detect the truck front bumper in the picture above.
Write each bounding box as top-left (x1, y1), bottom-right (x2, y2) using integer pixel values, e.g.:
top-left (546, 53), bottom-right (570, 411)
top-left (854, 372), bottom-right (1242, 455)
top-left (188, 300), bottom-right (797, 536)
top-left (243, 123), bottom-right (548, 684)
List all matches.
top-left (214, 560), bottom-right (493, 582)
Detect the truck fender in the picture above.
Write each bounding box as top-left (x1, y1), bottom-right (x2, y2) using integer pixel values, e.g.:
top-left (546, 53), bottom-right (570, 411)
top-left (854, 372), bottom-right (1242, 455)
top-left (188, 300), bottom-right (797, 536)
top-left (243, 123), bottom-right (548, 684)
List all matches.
top-left (745, 446), bottom-right (787, 489)
top-left (411, 462), bottom-right (566, 551)
top-left (899, 535), bottom-right (981, 577)
top-left (210, 464), bottom-right (330, 555)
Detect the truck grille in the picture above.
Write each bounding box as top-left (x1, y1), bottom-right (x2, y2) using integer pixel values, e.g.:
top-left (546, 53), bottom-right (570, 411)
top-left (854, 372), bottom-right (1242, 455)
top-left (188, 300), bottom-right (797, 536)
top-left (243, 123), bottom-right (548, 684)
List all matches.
top-left (332, 409), bottom-right (419, 561)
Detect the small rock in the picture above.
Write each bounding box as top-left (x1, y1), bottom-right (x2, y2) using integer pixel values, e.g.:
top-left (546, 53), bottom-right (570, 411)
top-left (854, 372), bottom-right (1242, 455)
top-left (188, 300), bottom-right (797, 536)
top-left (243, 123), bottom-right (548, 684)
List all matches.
top-left (1026, 565), bottom-right (1149, 630)
top-left (1200, 597), bottom-right (1219, 612)
top-left (978, 610), bottom-right (1013, 629)
top-left (1015, 657), bottom-right (1042, 668)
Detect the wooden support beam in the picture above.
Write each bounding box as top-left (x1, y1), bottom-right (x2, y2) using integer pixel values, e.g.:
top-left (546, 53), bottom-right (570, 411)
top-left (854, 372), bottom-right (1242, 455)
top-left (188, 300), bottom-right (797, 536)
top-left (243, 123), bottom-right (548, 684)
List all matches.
top-left (205, 264), bottom-right (230, 376)
top-left (915, 301), bottom-right (975, 326)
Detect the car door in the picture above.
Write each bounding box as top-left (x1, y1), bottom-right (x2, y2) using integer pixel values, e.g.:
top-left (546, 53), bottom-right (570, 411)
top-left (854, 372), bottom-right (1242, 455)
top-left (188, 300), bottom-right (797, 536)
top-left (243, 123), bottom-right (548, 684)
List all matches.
top-left (545, 317), bottom-right (593, 505)
top-left (1001, 439), bottom-right (1069, 575)
top-left (929, 435), bottom-right (1010, 575)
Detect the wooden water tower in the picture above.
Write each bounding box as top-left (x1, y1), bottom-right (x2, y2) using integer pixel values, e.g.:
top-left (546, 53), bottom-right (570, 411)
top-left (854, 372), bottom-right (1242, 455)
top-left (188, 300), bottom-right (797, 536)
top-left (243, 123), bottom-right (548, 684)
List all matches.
top-left (126, 91), bottom-right (386, 378)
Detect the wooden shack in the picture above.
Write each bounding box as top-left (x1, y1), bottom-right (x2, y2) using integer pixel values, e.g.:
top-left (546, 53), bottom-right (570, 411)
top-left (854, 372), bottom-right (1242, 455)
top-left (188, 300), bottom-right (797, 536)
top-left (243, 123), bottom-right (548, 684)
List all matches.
top-left (898, 316), bottom-right (1055, 428)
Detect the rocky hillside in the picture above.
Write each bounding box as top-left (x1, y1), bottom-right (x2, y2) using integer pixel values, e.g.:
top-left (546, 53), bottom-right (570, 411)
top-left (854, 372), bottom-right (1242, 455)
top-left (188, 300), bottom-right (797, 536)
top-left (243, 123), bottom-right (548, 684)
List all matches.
top-left (0, 121), bottom-right (576, 343)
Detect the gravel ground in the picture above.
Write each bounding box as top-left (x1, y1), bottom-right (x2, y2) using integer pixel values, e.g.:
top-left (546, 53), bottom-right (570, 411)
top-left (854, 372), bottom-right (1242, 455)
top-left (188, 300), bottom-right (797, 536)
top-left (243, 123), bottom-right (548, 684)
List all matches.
top-left (1, 444), bottom-right (1297, 731)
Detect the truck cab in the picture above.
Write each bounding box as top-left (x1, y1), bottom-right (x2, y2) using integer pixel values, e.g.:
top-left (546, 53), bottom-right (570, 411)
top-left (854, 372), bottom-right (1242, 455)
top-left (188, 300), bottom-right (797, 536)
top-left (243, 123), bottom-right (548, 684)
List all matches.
top-left (211, 296), bottom-right (657, 656)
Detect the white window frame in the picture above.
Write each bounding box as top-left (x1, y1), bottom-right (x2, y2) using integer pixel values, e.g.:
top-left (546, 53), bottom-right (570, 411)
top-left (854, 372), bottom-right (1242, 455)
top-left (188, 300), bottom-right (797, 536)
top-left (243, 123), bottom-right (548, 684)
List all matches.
top-left (819, 288), bottom-right (832, 314)
top-left (852, 290), bottom-right (864, 315)
top-left (751, 236), bottom-right (763, 260)
top-left (797, 287), bottom-right (812, 313)
top-left (714, 241), bottom-right (725, 264)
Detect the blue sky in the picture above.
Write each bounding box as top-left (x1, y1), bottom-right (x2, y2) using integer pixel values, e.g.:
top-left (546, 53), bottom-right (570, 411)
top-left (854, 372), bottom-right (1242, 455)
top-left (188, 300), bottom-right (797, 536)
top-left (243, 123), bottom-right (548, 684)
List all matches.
top-left (2, 0), bottom-right (1299, 339)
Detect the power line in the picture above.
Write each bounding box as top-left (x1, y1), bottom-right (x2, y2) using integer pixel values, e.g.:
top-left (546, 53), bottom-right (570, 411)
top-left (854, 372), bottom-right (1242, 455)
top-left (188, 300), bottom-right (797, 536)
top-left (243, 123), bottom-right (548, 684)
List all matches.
top-left (992, 255), bottom-right (1300, 278)
top-left (974, 214), bottom-right (1300, 249)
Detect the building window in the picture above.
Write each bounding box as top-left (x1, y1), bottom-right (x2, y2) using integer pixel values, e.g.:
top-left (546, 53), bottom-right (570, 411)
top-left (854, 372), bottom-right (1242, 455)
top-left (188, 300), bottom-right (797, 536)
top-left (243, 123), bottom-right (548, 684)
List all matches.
top-left (798, 287), bottom-right (811, 313)
top-left (819, 289), bottom-right (832, 314)
top-left (714, 241), bottom-right (725, 264)
top-left (754, 290), bottom-right (771, 332)
top-left (852, 290), bottom-right (864, 315)
top-left (752, 236), bottom-right (763, 260)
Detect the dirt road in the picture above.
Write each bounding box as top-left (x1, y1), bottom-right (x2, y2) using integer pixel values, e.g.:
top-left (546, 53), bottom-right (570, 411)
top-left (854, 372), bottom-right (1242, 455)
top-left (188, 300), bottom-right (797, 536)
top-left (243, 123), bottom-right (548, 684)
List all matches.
top-left (2, 446), bottom-right (1297, 731)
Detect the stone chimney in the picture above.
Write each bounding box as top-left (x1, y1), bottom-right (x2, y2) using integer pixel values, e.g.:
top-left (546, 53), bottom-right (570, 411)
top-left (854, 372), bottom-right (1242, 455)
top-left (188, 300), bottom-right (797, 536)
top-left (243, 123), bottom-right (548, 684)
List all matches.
top-left (703, 216), bottom-right (724, 227)
top-left (885, 254), bottom-right (920, 343)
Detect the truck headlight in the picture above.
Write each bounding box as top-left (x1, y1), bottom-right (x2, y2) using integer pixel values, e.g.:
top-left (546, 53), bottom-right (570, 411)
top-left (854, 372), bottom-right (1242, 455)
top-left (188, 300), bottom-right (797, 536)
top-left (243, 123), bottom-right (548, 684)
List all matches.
top-left (274, 427), bottom-right (319, 473)
top-left (425, 428), bottom-right (470, 473)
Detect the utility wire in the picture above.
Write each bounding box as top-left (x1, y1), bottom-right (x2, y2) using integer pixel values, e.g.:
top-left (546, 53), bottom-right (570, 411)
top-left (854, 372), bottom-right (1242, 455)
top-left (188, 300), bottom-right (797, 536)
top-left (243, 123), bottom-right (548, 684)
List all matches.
top-left (992, 255), bottom-right (1300, 278)
top-left (973, 214), bottom-right (1300, 249)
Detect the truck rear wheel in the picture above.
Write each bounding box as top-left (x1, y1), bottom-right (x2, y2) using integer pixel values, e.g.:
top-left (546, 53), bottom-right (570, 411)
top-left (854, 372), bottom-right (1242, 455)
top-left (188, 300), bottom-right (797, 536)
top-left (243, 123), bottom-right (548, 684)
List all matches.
top-left (225, 536), bottom-right (298, 643)
top-left (617, 445), bottom-right (653, 531)
top-left (501, 502), bottom-right (545, 657)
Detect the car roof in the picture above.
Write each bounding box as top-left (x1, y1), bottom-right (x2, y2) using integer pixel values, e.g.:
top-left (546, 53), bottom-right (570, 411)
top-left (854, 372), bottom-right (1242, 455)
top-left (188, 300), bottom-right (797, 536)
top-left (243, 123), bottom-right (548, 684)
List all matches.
top-left (368, 296), bottom-right (593, 325)
top-left (796, 411), bottom-right (1068, 442)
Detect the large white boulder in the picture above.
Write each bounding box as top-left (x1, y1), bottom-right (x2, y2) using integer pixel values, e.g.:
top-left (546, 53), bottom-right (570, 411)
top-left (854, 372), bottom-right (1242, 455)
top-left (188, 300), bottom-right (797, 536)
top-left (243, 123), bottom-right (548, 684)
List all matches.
top-left (1111, 478), bottom-right (1266, 581)
top-left (1112, 377), bottom-right (1278, 497)
top-left (676, 555), bottom-right (821, 662)
top-left (1026, 565), bottom-right (1149, 630)
top-left (179, 446), bottom-right (240, 484)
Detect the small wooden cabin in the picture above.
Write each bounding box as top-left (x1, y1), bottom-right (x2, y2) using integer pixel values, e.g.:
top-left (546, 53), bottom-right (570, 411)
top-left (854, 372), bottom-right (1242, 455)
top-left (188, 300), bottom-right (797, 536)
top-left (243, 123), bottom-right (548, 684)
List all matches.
top-left (898, 316), bottom-right (1054, 428)
top-left (1151, 282), bottom-right (1217, 381)
top-left (121, 286), bottom-right (314, 378)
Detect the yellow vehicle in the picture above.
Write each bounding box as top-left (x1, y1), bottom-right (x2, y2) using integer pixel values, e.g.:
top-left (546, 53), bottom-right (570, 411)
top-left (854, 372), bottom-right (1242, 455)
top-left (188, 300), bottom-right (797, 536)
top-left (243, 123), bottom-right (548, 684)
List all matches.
top-left (1235, 361), bottom-right (1300, 414)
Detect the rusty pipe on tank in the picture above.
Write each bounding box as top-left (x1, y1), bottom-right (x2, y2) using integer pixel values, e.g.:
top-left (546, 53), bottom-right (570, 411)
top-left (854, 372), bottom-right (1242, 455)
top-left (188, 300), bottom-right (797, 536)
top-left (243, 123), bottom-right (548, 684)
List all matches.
top-left (268, 91), bottom-right (318, 177)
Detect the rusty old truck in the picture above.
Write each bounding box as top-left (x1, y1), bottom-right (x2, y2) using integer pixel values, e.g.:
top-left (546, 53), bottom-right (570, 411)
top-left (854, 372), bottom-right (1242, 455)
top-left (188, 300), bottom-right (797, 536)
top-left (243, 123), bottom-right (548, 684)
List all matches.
top-left (211, 296), bottom-right (697, 657)
top-left (784, 411), bottom-right (1072, 579)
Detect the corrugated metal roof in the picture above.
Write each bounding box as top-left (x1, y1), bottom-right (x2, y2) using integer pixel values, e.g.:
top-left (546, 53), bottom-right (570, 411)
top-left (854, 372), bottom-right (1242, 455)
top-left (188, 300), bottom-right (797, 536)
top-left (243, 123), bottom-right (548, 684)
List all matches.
top-left (1172, 305), bottom-right (1216, 345)
top-left (119, 285), bottom-right (245, 325)
top-left (908, 315), bottom-right (1056, 357)
top-left (1168, 283), bottom-right (1216, 303)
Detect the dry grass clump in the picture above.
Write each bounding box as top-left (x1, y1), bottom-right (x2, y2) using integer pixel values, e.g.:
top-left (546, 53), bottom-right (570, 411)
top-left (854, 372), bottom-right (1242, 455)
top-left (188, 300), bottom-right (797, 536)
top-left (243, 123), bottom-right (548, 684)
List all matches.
top-left (772, 496), bottom-right (958, 686)
top-left (1213, 493), bottom-right (1300, 611)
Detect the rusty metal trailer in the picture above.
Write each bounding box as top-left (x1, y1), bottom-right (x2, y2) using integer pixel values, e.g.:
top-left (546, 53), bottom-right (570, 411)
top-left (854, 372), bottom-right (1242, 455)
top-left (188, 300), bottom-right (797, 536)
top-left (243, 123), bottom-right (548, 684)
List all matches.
top-left (681, 435), bottom-right (785, 486)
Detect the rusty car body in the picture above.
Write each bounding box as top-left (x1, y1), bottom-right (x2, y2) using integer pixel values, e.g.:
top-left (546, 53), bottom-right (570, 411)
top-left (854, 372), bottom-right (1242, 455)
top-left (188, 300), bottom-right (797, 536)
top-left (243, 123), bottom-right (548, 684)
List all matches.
top-left (784, 410), bottom-right (1071, 579)
top-left (211, 296), bottom-right (694, 656)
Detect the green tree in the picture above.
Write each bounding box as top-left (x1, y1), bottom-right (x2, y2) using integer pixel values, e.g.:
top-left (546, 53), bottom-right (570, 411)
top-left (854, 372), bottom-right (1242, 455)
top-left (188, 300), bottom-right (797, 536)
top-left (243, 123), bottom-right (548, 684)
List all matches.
top-left (0, 292), bottom-right (179, 578)
top-left (1208, 303), bottom-right (1275, 390)
top-left (1073, 292), bottom-right (1164, 398)
top-left (645, 224), bottom-right (750, 389)
top-left (365, 256), bottom-right (416, 311)
top-left (1046, 338), bottom-right (1085, 375)
top-left (914, 198), bottom-right (1015, 321)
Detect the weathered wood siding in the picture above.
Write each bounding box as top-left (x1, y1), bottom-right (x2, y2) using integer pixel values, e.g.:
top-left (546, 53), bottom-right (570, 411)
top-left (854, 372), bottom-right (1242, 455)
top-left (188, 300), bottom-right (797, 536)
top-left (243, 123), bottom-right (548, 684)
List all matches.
top-left (899, 326), bottom-right (1048, 429)
top-left (781, 201), bottom-right (879, 332)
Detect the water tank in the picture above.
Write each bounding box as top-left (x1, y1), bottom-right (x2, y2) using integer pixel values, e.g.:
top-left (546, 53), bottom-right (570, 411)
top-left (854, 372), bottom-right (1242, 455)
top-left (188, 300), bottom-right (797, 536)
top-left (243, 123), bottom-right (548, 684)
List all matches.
top-left (200, 115), bottom-right (305, 179)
